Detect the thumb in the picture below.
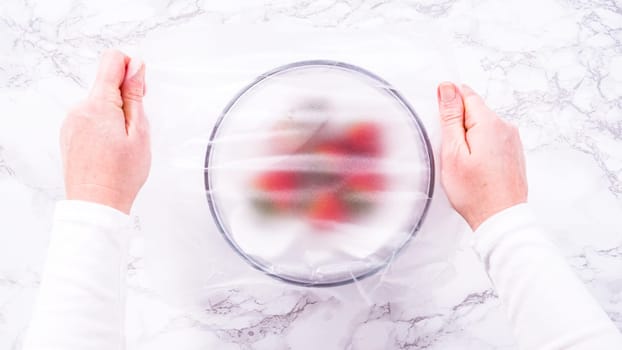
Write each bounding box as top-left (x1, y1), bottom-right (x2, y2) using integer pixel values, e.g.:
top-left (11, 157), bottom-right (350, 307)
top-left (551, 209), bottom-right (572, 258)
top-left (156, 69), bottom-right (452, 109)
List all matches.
top-left (121, 58), bottom-right (146, 134)
top-left (437, 82), bottom-right (468, 156)
top-left (90, 50), bottom-right (129, 105)
top-left (460, 84), bottom-right (496, 130)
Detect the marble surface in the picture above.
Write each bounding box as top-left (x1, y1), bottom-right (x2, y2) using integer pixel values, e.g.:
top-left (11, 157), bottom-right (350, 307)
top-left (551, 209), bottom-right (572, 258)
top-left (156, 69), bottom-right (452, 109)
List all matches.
top-left (1, 0), bottom-right (622, 349)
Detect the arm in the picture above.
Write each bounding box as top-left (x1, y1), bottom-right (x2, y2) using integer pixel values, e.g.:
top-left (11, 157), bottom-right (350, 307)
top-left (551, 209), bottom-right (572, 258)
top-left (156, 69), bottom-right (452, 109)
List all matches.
top-left (475, 204), bottom-right (622, 349)
top-left (23, 50), bottom-right (150, 350)
top-left (436, 82), bottom-right (622, 349)
top-left (23, 201), bottom-right (130, 350)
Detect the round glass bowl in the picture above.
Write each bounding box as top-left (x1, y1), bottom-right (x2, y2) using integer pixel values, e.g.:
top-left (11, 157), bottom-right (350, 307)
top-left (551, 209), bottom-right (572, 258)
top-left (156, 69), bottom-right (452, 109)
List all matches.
top-left (204, 60), bottom-right (434, 286)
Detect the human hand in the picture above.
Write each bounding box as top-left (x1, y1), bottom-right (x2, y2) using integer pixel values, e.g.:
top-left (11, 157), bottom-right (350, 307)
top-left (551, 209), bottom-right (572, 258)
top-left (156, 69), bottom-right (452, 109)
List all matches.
top-left (60, 50), bottom-right (151, 214)
top-left (436, 82), bottom-right (527, 230)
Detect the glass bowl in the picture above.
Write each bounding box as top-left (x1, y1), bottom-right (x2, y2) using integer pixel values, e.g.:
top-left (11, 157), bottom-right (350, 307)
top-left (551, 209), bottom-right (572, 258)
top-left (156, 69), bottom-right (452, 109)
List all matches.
top-left (204, 60), bottom-right (434, 287)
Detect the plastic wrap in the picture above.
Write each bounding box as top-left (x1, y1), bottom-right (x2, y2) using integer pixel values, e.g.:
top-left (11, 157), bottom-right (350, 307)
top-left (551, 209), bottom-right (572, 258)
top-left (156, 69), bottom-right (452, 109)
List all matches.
top-left (205, 60), bottom-right (433, 286)
top-left (136, 24), bottom-right (464, 304)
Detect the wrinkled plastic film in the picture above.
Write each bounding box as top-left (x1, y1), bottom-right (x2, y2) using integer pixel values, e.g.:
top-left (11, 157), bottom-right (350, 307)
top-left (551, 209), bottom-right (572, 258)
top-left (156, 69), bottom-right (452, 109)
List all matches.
top-left (202, 61), bottom-right (433, 286)
top-left (139, 25), bottom-right (463, 302)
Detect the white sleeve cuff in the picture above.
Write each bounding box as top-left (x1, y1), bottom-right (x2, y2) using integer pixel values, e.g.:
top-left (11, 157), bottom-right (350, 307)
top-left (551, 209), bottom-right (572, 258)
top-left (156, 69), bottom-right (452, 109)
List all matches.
top-left (472, 203), bottom-right (536, 265)
top-left (54, 200), bottom-right (131, 231)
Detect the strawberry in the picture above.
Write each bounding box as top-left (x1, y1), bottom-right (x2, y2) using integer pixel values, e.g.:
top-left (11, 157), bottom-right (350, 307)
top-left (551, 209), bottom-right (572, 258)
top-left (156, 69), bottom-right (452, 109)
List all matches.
top-left (345, 172), bottom-right (385, 192)
top-left (344, 122), bottom-right (383, 156)
top-left (254, 170), bottom-right (298, 190)
top-left (341, 172), bottom-right (385, 216)
top-left (302, 140), bottom-right (347, 188)
top-left (314, 141), bottom-right (346, 156)
top-left (307, 192), bottom-right (347, 227)
top-left (253, 170), bottom-right (299, 211)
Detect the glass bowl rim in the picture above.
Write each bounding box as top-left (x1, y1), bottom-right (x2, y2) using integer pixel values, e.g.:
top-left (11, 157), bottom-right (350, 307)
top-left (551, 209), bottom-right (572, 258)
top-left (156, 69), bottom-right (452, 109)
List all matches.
top-left (204, 59), bottom-right (435, 287)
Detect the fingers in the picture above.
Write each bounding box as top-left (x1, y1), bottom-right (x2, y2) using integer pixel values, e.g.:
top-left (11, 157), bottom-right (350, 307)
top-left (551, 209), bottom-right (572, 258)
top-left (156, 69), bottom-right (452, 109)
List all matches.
top-left (437, 82), bottom-right (469, 156)
top-left (460, 84), bottom-right (496, 130)
top-left (90, 50), bottom-right (130, 105)
top-left (121, 58), bottom-right (147, 136)
top-left (88, 50), bottom-right (148, 138)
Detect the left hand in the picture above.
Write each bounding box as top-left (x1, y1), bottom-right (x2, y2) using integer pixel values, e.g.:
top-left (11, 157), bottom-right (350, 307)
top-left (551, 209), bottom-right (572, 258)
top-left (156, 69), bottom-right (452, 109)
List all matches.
top-left (60, 50), bottom-right (151, 214)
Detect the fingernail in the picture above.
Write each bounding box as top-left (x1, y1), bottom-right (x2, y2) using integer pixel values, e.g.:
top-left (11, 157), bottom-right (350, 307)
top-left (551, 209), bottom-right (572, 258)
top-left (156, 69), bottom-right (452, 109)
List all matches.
top-left (439, 82), bottom-right (456, 102)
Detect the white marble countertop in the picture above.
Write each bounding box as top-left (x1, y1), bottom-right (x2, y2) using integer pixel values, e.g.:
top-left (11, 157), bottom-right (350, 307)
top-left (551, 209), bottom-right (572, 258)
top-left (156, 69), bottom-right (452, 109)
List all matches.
top-left (1, 0), bottom-right (621, 349)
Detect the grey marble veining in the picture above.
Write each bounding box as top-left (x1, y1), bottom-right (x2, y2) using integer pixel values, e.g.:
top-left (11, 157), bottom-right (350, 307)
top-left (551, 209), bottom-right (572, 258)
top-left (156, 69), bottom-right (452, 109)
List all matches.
top-left (1, 0), bottom-right (621, 349)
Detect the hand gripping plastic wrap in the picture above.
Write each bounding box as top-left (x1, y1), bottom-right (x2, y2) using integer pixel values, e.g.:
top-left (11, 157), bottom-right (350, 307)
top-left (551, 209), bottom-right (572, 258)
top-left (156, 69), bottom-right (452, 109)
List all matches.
top-left (139, 24), bottom-right (464, 303)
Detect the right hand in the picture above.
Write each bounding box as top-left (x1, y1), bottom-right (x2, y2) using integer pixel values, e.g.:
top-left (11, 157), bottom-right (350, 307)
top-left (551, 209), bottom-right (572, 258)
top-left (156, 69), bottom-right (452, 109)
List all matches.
top-left (436, 82), bottom-right (527, 230)
top-left (60, 50), bottom-right (151, 214)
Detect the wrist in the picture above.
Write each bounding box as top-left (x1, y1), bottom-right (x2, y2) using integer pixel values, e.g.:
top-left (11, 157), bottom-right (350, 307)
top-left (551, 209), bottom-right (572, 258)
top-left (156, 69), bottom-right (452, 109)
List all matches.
top-left (471, 203), bottom-right (537, 263)
top-left (464, 200), bottom-right (528, 231)
top-left (54, 199), bottom-right (131, 229)
top-left (66, 184), bottom-right (133, 214)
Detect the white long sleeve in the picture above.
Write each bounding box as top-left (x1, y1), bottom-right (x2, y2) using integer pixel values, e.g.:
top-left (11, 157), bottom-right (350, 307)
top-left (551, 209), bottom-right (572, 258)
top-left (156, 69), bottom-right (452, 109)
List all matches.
top-left (474, 203), bottom-right (622, 350)
top-left (22, 201), bottom-right (622, 350)
top-left (23, 200), bottom-right (130, 350)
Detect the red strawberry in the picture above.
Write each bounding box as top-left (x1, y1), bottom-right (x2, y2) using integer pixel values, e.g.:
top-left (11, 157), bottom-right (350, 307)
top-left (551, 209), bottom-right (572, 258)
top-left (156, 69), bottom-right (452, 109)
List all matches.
top-left (315, 141), bottom-right (346, 156)
top-left (254, 170), bottom-right (298, 190)
top-left (253, 170), bottom-right (299, 211)
top-left (307, 192), bottom-right (347, 228)
top-left (302, 140), bottom-right (347, 188)
top-left (345, 172), bottom-right (385, 192)
top-left (344, 122), bottom-right (383, 156)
